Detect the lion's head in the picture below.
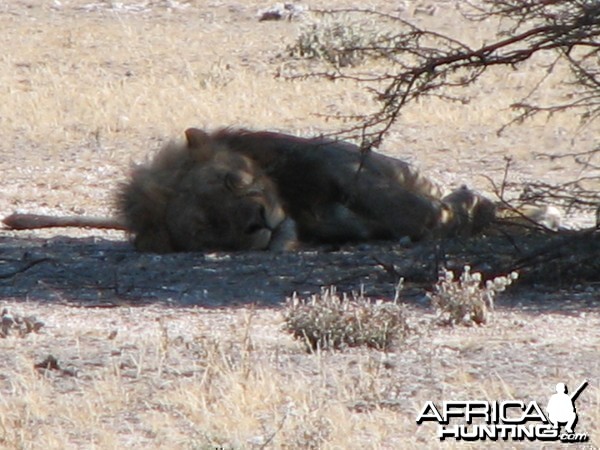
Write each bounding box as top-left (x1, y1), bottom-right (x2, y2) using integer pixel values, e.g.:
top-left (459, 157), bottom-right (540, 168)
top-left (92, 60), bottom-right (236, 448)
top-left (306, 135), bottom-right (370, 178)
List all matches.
top-left (117, 129), bottom-right (297, 253)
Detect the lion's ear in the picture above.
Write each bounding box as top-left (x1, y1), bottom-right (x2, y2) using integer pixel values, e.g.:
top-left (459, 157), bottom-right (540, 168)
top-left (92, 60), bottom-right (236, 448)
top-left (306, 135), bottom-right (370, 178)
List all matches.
top-left (184, 128), bottom-right (217, 162)
top-left (185, 128), bottom-right (210, 148)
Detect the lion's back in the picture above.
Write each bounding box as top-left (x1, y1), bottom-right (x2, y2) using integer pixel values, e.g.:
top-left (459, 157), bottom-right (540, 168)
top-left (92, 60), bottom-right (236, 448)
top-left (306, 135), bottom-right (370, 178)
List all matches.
top-left (212, 130), bottom-right (444, 242)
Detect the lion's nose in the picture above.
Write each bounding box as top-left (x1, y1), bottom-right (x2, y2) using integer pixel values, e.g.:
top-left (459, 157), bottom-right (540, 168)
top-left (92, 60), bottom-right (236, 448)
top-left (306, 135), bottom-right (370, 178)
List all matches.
top-left (244, 204), bottom-right (268, 235)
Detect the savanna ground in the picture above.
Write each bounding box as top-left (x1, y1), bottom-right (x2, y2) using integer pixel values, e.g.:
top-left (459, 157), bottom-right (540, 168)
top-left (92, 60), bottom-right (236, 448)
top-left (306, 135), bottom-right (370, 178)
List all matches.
top-left (0, 0), bottom-right (599, 448)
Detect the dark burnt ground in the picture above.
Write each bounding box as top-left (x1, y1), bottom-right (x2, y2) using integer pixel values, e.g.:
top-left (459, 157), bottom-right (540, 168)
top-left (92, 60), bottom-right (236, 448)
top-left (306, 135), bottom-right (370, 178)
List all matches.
top-left (1, 228), bottom-right (598, 308)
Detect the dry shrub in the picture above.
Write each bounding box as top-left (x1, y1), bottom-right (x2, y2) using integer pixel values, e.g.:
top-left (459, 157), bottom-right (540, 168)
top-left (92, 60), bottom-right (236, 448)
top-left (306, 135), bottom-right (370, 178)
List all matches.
top-left (429, 266), bottom-right (518, 326)
top-left (1, 308), bottom-right (44, 338)
top-left (287, 16), bottom-right (386, 67)
top-left (283, 286), bottom-right (411, 351)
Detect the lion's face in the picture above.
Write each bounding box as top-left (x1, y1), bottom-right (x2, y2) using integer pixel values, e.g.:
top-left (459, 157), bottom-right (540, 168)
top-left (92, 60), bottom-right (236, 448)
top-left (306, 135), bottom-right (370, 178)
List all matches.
top-left (166, 156), bottom-right (289, 251)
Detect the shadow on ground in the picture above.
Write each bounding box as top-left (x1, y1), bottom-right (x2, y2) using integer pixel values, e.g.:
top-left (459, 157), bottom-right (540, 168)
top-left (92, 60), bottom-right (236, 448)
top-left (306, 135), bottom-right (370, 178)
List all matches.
top-left (1, 229), bottom-right (598, 307)
top-left (0, 235), bottom-right (416, 306)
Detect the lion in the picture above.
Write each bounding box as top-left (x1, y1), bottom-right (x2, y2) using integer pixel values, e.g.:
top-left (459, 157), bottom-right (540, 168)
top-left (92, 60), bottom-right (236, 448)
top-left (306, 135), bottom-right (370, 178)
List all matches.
top-left (3, 128), bottom-right (549, 253)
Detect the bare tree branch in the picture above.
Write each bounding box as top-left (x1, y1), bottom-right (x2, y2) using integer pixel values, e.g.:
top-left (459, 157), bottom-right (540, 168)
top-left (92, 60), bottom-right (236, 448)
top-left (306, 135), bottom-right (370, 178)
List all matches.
top-left (285, 1), bottom-right (599, 218)
top-left (287, 2), bottom-right (600, 145)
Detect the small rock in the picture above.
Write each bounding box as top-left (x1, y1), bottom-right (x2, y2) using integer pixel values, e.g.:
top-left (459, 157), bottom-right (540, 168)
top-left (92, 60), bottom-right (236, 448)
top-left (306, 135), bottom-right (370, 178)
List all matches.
top-left (258, 3), bottom-right (306, 22)
top-left (35, 355), bottom-right (61, 371)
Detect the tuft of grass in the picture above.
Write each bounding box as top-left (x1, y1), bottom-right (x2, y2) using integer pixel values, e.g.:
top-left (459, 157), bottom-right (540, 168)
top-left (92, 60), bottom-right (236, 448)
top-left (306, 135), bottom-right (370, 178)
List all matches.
top-left (287, 17), bottom-right (387, 68)
top-left (283, 286), bottom-right (411, 351)
top-left (428, 265), bottom-right (518, 326)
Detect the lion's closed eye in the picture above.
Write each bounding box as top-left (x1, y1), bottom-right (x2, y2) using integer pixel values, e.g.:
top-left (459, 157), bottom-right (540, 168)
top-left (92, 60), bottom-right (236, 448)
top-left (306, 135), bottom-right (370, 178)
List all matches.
top-left (224, 171), bottom-right (254, 193)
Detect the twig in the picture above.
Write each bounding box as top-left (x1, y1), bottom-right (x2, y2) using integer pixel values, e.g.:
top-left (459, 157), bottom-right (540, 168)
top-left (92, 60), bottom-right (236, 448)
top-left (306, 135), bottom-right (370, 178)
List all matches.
top-left (0, 258), bottom-right (53, 279)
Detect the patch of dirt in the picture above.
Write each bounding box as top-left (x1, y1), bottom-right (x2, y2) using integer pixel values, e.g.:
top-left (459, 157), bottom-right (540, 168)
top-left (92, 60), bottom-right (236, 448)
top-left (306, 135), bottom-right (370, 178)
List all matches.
top-left (0, 0), bottom-right (598, 447)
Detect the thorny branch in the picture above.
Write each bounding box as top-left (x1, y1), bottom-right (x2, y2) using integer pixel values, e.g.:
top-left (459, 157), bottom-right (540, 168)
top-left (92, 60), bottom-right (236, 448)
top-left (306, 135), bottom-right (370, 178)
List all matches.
top-left (298, 2), bottom-right (599, 142)
top-left (287, 0), bottom-right (599, 217)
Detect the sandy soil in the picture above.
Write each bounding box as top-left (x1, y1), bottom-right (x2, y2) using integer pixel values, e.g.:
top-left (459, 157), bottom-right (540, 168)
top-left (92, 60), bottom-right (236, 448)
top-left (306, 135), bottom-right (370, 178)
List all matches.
top-left (0, 1), bottom-right (598, 448)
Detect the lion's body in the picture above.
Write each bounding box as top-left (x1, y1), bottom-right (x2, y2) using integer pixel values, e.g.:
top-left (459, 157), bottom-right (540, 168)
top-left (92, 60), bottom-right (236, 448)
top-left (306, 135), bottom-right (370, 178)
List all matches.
top-left (4, 128), bottom-right (503, 253)
top-left (201, 129), bottom-right (447, 244)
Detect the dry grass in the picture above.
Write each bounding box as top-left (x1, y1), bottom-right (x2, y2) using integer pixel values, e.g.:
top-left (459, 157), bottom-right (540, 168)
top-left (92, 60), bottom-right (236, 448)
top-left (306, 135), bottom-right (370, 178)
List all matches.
top-left (1, 1), bottom-right (599, 448)
top-left (1, 0), bottom-right (596, 225)
top-left (0, 301), bottom-right (598, 449)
